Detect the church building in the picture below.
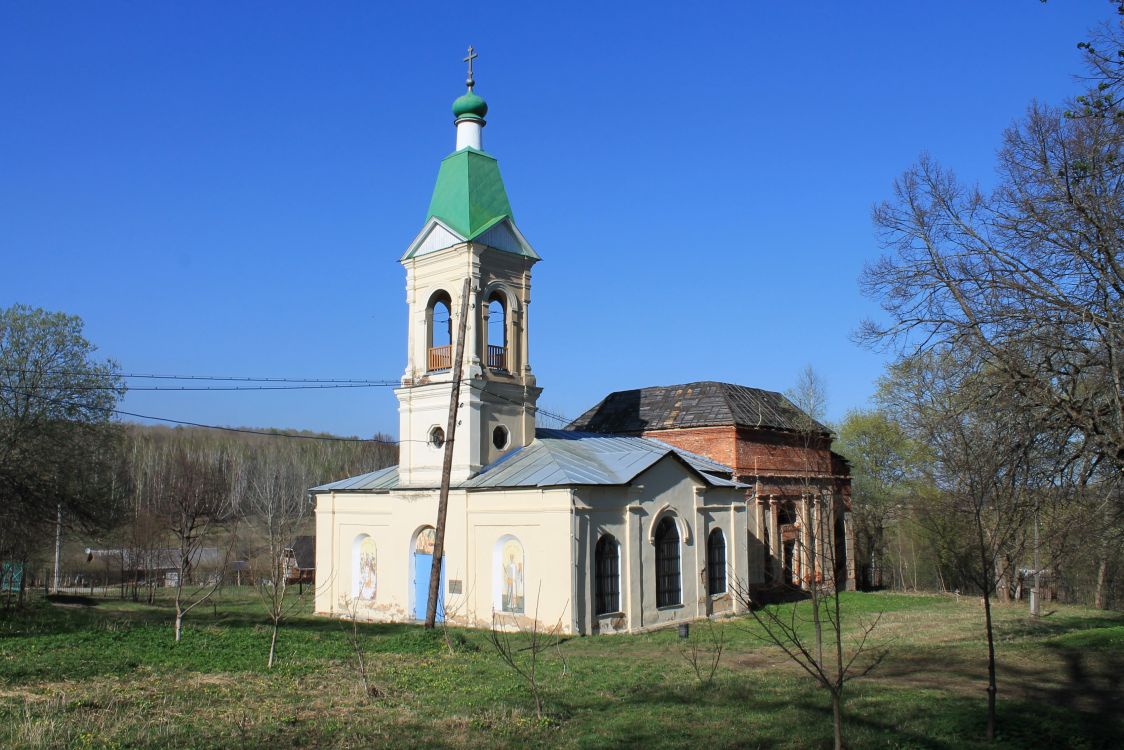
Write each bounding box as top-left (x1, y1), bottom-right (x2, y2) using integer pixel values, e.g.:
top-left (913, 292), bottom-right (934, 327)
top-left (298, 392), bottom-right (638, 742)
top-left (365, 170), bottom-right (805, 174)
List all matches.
top-left (312, 53), bottom-right (850, 635)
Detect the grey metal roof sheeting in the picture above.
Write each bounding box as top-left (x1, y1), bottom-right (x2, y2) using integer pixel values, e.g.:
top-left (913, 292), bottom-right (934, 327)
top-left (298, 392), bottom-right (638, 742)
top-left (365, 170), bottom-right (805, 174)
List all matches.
top-left (311, 465), bottom-right (400, 492)
top-left (566, 381), bottom-right (829, 435)
top-left (310, 429), bottom-right (748, 493)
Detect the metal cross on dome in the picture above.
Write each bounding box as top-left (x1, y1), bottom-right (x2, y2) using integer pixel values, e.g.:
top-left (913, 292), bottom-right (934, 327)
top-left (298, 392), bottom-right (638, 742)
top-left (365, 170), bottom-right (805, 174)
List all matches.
top-left (464, 45), bottom-right (478, 90)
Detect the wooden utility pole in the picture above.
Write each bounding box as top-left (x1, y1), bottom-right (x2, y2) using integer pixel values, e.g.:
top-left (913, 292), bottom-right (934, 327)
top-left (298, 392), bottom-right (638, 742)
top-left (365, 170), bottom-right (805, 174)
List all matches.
top-left (425, 277), bottom-right (471, 629)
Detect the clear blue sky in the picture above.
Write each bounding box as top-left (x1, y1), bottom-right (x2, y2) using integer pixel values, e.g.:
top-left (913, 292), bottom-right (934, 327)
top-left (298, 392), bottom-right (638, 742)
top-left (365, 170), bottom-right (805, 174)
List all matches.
top-left (1, 2), bottom-right (1112, 438)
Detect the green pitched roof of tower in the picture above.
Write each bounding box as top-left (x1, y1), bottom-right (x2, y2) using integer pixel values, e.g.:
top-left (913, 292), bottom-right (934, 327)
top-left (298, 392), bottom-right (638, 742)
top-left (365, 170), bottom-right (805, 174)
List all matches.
top-left (425, 148), bottom-right (513, 240)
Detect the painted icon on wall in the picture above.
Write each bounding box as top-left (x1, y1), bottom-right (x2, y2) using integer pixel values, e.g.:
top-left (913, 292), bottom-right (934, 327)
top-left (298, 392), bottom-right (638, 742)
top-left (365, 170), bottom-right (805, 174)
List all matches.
top-left (415, 527), bottom-right (436, 555)
top-left (501, 538), bottom-right (524, 613)
top-left (357, 537), bottom-right (377, 602)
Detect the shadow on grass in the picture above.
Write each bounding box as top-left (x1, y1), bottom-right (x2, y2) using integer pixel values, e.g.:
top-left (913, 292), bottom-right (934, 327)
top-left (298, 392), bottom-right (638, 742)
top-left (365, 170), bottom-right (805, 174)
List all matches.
top-left (995, 609), bottom-right (1124, 641)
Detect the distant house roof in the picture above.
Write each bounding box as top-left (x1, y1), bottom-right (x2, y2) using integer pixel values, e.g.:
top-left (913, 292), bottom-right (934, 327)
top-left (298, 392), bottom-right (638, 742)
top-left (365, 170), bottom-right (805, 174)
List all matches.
top-left (566, 381), bottom-right (829, 436)
top-left (290, 536), bottom-right (315, 570)
top-left (310, 428), bottom-right (748, 494)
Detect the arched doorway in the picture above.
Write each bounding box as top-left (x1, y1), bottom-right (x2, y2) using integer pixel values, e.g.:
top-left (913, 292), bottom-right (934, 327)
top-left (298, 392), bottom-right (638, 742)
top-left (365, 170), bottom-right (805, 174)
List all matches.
top-left (412, 527), bottom-right (444, 622)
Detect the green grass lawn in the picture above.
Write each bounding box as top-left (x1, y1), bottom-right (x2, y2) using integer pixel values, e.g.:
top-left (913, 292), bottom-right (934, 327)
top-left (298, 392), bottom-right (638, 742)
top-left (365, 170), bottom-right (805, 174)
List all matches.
top-left (0, 589), bottom-right (1121, 749)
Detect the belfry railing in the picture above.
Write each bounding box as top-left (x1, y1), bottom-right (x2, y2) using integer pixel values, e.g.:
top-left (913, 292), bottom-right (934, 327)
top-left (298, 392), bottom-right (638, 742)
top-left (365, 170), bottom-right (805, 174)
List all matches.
top-left (427, 345), bottom-right (452, 371)
top-left (487, 345), bottom-right (507, 371)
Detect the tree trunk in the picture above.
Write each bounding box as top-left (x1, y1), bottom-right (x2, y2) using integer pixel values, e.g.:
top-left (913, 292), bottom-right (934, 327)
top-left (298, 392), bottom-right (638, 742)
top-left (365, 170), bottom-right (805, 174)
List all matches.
top-left (832, 691), bottom-right (843, 750)
top-left (175, 610), bottom-right (183, 642)
top-left (18, 558), bottom-right (27, 607)
top-left (983, 587), bottom-right (997, 741)
top-left (1094, 555), bottom-right (1110, 610)
top-left (268, 620), bottom-right (278, 669)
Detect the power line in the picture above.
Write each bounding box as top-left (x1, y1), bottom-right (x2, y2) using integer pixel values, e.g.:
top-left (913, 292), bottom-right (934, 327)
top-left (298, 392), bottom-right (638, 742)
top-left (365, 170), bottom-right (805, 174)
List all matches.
top-left (0, 368), bottom-right (398, 385)
top-left (24, 383), bottom-right (396, 392)
top-left (109, 407), bottom-right (404, 444)
top-left (2, 368), bottom-right (576, 430)
top-left (0, 385), bottom-right (413, 444)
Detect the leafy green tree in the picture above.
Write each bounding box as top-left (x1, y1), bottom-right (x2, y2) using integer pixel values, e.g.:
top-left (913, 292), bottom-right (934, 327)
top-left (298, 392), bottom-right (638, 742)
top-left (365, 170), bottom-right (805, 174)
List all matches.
top-left (0, 304), bottom-right (125, 575)
top-left (835, 410), bottom-right (928, 589)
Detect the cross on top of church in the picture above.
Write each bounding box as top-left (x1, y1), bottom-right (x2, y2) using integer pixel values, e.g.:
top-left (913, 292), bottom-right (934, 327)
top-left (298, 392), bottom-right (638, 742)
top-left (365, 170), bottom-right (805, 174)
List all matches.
top-left (464, 46), bottom-right (478, 91)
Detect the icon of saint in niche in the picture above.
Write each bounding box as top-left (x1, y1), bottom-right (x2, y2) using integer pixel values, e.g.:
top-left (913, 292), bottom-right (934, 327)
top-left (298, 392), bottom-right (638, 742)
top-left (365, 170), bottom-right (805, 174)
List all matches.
top-left (501, 538), bottom-right (524, 613)
top-left (357, 537), bottom-right (377, 601)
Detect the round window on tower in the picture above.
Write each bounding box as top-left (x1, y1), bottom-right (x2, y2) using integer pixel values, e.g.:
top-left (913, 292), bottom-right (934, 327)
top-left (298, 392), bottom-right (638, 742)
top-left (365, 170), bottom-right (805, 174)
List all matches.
top-left (492, 425), bottom-right (510, 450)
top-left (429, 426), bottom-right (445, 449)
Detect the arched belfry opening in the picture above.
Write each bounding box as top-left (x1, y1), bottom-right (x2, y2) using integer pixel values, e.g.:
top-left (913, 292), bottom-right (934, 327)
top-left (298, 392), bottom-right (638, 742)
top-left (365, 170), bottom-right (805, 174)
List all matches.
top-left (486, 291), bottom-right (508, 371)
top-left (426, 290), bottom-right (453, 371)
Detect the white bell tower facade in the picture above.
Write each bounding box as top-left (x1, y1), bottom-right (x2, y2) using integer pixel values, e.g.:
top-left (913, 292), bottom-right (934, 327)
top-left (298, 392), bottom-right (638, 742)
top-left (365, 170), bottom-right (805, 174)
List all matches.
top-left (394, 51), bottom-right (542, 487)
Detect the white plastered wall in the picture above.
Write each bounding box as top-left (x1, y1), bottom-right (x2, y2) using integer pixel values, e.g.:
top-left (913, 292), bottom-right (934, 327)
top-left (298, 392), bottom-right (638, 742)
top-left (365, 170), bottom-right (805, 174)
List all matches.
top-left (313, 485), bottom-right (575, 633)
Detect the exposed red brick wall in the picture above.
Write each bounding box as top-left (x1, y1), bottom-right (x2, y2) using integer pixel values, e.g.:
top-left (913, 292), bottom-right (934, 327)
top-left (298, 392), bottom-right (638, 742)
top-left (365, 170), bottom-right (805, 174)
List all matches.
top-left (636, 425), bottom-right (851, 509)
top-left (734, 428), bottom-right (834, 477)
top-left (633, 426), bottom-right (738, 470)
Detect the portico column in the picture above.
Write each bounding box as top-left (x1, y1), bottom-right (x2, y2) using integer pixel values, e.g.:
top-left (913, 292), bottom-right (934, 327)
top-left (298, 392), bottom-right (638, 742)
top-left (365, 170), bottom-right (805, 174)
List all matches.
top-left (822, 490), bottom-right (831, 589)
top-left (754, 495), bottom-right (767, 585)
top-left (769, 496), bottom-right (781, 583)
top-left (800, 494), bottom-right (813, 589)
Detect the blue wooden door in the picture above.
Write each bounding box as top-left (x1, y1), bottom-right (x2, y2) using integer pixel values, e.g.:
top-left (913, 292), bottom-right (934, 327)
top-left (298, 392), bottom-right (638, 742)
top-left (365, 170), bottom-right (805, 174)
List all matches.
top-left (413, 553), bottom-right (444, 622)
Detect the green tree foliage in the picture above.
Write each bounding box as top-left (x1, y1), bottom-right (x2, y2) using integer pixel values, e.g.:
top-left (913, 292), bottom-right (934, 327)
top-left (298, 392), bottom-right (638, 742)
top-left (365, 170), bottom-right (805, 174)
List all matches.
top-left (835, 410), bottom-right (928, 590)
top-left (0, 305), bottom-right (125, 559)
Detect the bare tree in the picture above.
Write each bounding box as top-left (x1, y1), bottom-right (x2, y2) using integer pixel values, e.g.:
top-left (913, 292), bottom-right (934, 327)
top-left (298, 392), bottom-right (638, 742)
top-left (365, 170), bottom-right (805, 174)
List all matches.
top-left (486, 589), bottom-right (567, 719)
top-left (244, 443), bottom-right (312, 668)
top-left (878, 349), bottom-right (1048, 741)
top-left (861, 22), bottom-right (1124, 477)
top-left (678, 617), bottom-right (725, 687)
top-left (160, 443), bottom-right (233, 642)
top-left (338, 595), bottom-right (384, 701)
top-left (736, 570), bottom-right (885, 750)
top-left (738, 367), bottom-right (886, 750)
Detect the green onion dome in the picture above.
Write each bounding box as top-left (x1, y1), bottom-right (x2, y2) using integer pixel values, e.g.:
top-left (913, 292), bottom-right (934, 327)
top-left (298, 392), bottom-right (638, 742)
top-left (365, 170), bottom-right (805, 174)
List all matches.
top-left (452, 91), bottom-right (488, 121)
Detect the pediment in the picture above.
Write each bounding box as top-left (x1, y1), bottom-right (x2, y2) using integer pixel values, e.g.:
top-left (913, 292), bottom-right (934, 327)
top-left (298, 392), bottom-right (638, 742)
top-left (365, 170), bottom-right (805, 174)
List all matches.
top-left (475, 219), bottom-right (540, 260)
top-left (401, 219), bottom-right (466, 261)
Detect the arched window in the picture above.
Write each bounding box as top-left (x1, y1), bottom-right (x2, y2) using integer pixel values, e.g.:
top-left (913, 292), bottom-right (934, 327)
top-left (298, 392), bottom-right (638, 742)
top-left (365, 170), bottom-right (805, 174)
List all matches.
top-left (594, 534), bottom-right (620, 615)
top-left (495, 535), bottom-right (525, 614)
top-left (707, 529), bottom-right (727, 595)
top-left (486, 292), bottom-right (507, 370)
top-left (352, 534), bottom-right (377, 603)
top-left (654, 517), bottom-right (681, 607)
top-left (426, 290), bottom-right (452, 371)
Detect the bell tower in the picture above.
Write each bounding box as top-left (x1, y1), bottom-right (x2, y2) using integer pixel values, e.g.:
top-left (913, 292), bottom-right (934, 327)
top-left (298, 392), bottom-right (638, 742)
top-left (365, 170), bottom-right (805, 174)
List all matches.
top-left (395, 49), bottom-right (542, 487)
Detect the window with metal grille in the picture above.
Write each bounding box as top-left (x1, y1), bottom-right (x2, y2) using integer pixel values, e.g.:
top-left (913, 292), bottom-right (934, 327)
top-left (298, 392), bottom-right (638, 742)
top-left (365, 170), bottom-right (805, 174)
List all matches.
top-left (655, 517), bottom-right (681, 607)
top-left (707, 528), bottom-right (727, 595)
top-left (594, 534), bottom-right (620, 615)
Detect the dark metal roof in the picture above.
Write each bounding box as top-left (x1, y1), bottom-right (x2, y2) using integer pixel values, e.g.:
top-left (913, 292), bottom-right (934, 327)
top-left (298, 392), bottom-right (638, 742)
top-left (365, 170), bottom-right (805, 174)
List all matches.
top-left (566, 381), bottom-right (829, 435)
